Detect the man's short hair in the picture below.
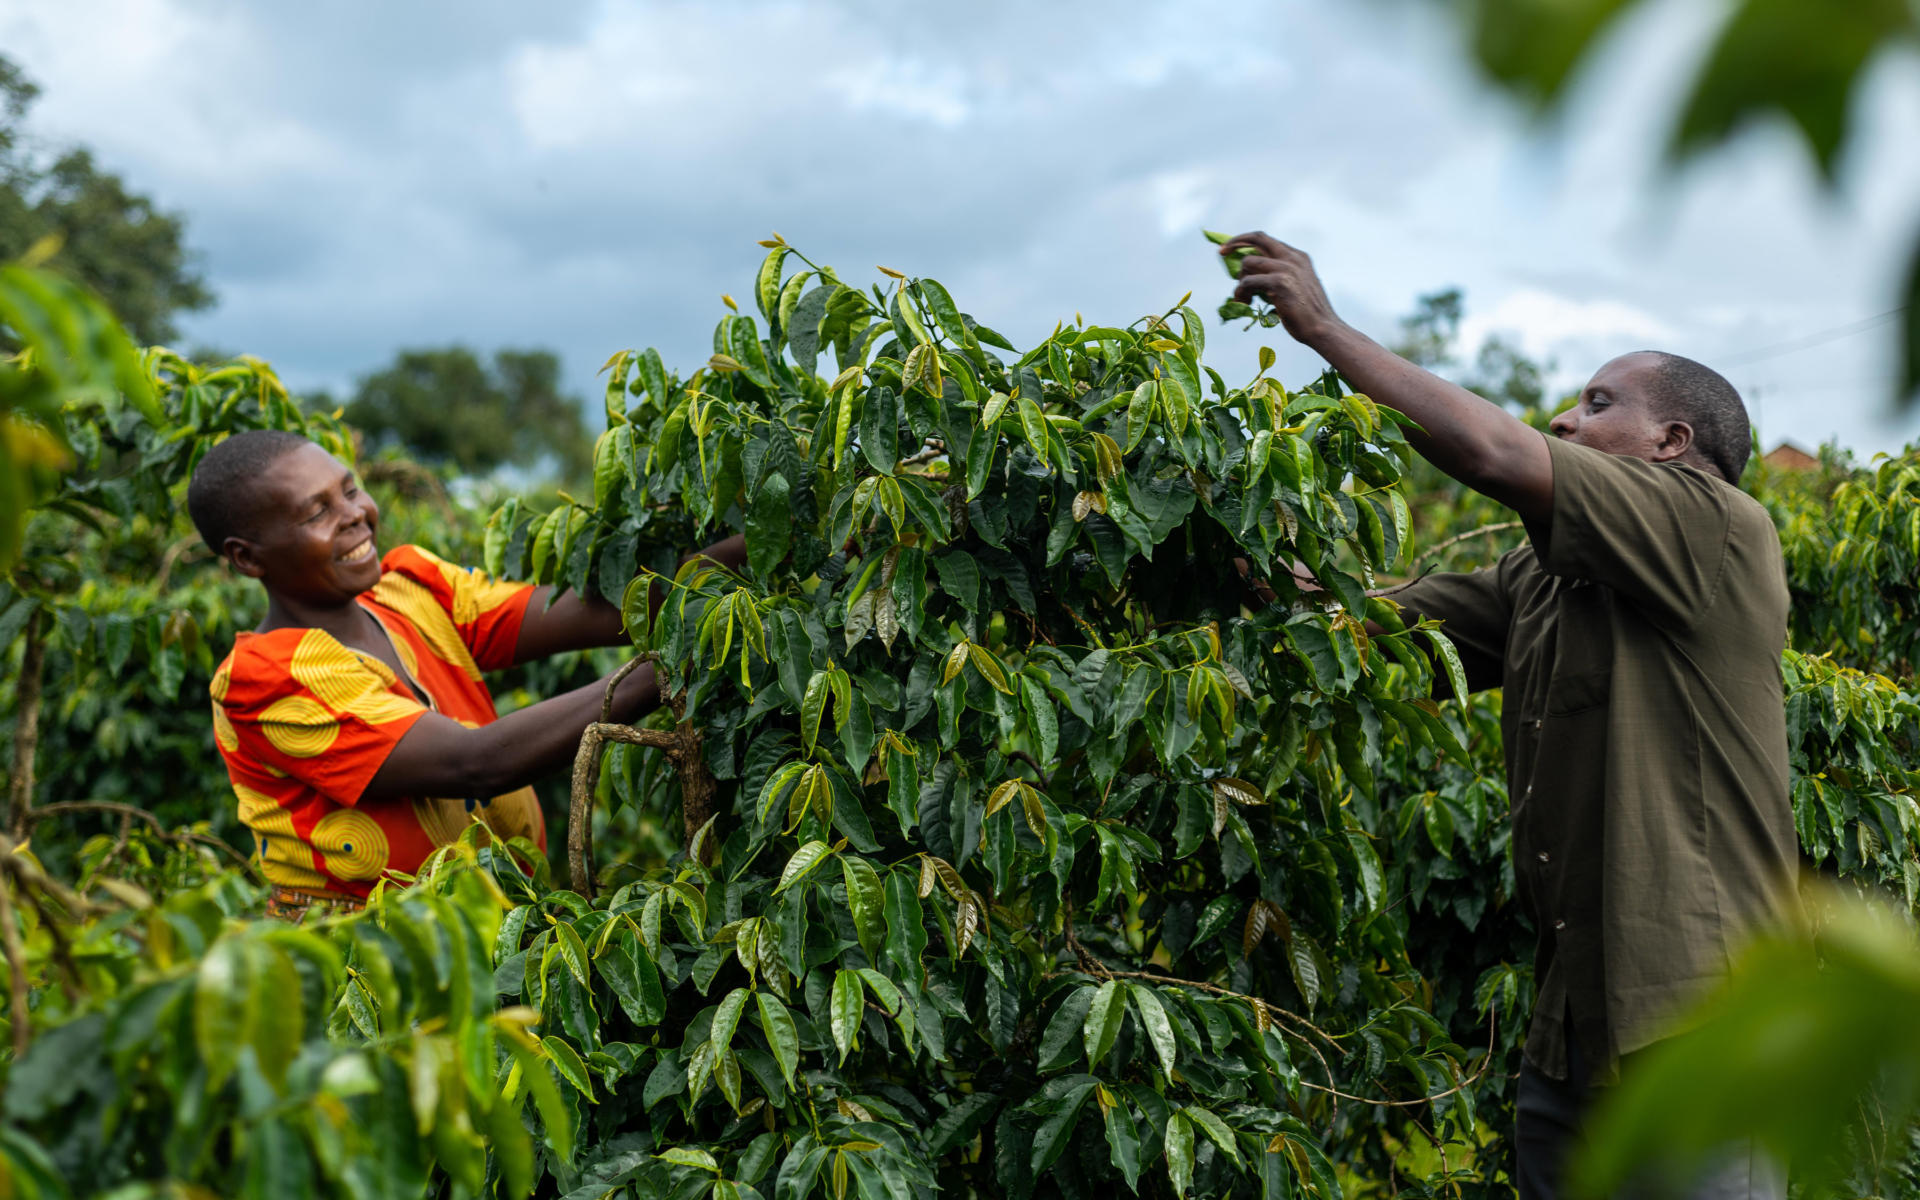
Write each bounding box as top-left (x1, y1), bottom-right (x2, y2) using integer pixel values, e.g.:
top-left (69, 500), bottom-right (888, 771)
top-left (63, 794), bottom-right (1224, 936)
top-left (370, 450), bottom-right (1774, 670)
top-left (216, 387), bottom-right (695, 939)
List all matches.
top-left (186, 430), bottom-right (311, 552)
top-left (1636, 352), bottom-right (1751, 483)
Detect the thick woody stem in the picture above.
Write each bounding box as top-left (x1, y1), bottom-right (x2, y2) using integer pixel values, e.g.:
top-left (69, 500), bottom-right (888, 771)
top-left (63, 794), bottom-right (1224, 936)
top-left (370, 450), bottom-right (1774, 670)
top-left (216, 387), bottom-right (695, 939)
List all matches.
top-left (9, 611), bottom-right (45, 842)
top-left (568, 722), bottom-right (678, 899)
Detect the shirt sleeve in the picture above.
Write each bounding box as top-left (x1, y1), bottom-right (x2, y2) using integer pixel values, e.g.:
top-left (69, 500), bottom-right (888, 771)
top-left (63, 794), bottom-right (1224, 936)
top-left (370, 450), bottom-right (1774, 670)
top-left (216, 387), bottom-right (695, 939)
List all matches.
top-left (381, 544), bottom-right (537, 671)
top-left (1539, 436), bottom-right (1733, 632)
top-left (1393, 560), bottom-right (1514, 696)
top-left (220, 630), bottom-right (429, 806)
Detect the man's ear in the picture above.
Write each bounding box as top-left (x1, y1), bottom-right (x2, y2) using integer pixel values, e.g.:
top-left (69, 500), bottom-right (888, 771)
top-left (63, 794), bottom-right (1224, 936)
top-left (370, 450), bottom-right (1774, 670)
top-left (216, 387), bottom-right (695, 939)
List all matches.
top-left (225, 537), bottom-right (267, 580)
top-left (1651, 420), bottom-right (1694, 465)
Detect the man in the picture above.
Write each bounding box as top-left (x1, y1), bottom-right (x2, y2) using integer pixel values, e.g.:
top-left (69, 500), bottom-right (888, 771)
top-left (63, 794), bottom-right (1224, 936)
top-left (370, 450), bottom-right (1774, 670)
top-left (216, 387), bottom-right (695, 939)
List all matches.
top-left (188, 429), bottom-right (743, 918)
top-left (1220, 233), bottom-right (1795, 1199)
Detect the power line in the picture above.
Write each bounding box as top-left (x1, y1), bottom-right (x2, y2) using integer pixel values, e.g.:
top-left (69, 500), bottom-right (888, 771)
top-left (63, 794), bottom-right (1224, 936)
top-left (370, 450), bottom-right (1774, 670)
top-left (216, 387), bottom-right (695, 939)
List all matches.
top-left (1715, 307), bottom-right (1908, 368)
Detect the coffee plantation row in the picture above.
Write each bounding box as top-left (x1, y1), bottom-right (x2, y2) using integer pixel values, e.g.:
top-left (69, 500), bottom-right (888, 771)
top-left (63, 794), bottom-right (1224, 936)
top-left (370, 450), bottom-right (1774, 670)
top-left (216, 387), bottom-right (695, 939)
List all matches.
top-left (0, 241), bottom-right (1915, 1198)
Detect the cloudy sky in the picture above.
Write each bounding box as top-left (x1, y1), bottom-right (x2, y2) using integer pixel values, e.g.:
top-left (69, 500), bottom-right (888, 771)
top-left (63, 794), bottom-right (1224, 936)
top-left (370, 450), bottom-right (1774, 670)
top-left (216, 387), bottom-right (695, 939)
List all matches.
top-left (5, 0), bottom-right (1918, 453)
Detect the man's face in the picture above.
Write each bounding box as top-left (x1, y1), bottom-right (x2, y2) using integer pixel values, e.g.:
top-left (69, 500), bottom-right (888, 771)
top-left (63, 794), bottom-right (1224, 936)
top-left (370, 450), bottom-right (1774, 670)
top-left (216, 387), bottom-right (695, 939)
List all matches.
top-left (1548, 353), bottom-right (1684, 464)
top-left (229, 443), bottom-right (382, 605)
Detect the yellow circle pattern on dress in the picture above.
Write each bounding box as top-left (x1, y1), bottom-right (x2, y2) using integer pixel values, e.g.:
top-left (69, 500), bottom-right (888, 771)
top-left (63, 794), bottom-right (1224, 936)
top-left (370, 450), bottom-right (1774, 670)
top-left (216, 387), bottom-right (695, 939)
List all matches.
top-left (370, 575), bottom-right (481, 681)
top-left (345, 689), bottom-right (422, 726)
top-left (412, 797), bottom-right (478, 846)
top-left (311, 809), bottom-right (390, 880)
top-left (258, 694), bottom-right (339, 758)
top-left (234, 785), bottom-right (328, 890)
top-left (290, 630), bottom-right (369, 713)
top-left (210, 657), bottom-right (233, 703)
top-left (212, 705), bottom-right (239, 753)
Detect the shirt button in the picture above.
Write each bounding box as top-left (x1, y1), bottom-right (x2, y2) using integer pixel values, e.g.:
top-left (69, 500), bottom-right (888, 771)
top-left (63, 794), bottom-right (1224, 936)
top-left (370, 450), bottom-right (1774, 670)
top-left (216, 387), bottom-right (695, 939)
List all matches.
top-left (1536, 851), bottom-right (1550, 863)
top-left (1553, 919), bottom-right (1567, 931)
top-left (1530, 719), bottom-right (1543, 731)
top-left (1525, 785), bottom-right (1534, 798)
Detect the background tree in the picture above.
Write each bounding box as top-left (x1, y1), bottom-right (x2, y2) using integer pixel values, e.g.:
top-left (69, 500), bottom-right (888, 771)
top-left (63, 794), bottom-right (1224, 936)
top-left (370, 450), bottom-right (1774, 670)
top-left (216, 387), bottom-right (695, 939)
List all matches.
top-left (339, 345), bottom-right (594, 483)
top-left (0, 55), bottom-right (211, 347)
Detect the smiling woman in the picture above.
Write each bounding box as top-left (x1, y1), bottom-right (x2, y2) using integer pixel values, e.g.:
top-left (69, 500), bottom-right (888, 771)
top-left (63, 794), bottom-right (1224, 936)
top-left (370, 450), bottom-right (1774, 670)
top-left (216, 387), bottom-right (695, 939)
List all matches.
top-left (184, 430), bottom-right (746, 914)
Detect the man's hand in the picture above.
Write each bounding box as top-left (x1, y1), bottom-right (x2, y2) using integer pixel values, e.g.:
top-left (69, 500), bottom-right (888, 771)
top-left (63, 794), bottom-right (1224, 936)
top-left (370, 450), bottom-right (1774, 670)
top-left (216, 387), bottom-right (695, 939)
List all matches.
top-left (1219, 232), bottom-right (1343, 348)
top-left (1214, 231), bottom-right (1554, 529)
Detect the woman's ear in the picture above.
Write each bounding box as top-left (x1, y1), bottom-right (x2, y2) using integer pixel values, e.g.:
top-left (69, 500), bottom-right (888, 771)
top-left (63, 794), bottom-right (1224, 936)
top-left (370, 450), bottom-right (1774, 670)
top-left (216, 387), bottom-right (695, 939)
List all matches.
top-left (225, 536), bottom-right (267, 580)
top-left (1653, 419), bottom-right (1695, 465)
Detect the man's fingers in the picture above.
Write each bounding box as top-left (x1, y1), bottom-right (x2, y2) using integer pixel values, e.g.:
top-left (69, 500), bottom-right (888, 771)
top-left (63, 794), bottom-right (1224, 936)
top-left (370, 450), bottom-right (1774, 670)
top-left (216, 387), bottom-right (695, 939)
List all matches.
top-left (1237, 254), bottom-right (1284, 277)
top-left (1218, 231), bottom-right (1289, 258)
top-left (1232, 273), bottom-right (1286, 305)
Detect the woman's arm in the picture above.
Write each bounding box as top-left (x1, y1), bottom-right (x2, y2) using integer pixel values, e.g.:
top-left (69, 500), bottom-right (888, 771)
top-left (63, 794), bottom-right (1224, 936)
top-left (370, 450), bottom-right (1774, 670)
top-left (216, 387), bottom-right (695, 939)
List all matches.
top-left (360, 657), bottom-right (660, 802)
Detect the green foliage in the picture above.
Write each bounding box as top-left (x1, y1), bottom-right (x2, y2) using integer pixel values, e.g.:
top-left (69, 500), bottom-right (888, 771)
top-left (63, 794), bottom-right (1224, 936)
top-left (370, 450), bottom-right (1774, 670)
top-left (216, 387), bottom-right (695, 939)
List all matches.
top-left (0, 55), bottom-right (211, 347)
top-left (1440, 0), bottom-right (1920, 404)
top-left (479, 238), bottom-right (1487, 1199)
top-left (0, 840), bottom-right (586, 1200)
top-left (1575, 896), bottom-right (1920, 1198)
top-left (5, 247), bottom-right (1920, 1199)
top-left (339, 346), bottom-right (595, 483)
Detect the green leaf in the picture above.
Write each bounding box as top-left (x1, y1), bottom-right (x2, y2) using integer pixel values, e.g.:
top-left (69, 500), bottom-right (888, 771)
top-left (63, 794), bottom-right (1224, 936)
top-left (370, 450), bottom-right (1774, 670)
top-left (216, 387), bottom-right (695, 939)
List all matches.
top-left (1420, 627), bottom-right (1470, 701)
top-left (928, 1092), bottom-right (1002, 1157)
top-left (756, 991), bottom-right (800, 1087)
top-left (554, 922), bottom-right (591, 988)
top-left (830, 970), bottom-right (865, 1064)
top-left (710, 986), bottom-right (750, 1055)
top-left (1030, 1078), bottom-right (1098, 1175)
top-left (598, 923), bottom-right (666, 1026)
top-left (860, 385), bottom-right (900, 474)
top-left (777, 840), bottom-right (834, 893)
top-left (1182, 1105), bottom-right (1240, 1165)
top-left (542, 1035), bottom-right (597, 1100)
top-left (1082, 979), bottom-right (1126, 1067)
top-left (842, 855), bottom-right (886, 961)
top-left (1127, 983), bottom-right (1178, 1081)
top-left (1104, 1093), bottom-right (1143, 1189)
top-left (1038, 986), bottom-right (1097, 1072)
top-left (747, 472), bottom-right (793, 581)
top-left (1164, 1111), bottom-right (1195, 1197)
top-left (884, 869), bottom-right (928, 980)
top-left (194, 937), bottom-right (253, 1092)
top-left (1125, 381), bottom-right (1157, 453)
top-left (802, 670), bottom-right (831, 754)
top-left (756, 246), bottom-right (789, 320)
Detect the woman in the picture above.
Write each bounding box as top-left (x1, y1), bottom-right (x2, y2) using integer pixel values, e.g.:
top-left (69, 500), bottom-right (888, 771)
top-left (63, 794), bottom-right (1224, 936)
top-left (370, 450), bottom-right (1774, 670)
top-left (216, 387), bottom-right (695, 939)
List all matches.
top-left (187, 429), bottom-right (741, 917)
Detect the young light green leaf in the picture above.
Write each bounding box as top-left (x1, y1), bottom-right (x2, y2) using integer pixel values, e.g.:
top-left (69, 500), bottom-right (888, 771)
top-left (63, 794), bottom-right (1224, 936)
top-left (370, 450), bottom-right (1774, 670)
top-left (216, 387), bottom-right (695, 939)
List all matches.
top-left (541, 1035), bottom-right (596, 1100)
top-left (777, 840), bottom-right (834, 894)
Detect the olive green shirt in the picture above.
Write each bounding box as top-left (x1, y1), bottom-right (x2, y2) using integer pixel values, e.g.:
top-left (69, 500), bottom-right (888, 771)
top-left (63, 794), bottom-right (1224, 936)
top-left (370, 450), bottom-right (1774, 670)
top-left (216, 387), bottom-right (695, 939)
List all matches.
top-left (1397, 436), bottom-right (1795, 1082)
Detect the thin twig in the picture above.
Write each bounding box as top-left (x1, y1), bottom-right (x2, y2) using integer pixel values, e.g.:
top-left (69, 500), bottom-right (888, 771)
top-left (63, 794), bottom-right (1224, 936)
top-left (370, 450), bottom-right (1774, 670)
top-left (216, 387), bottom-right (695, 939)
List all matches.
top-left (1008, 750), bottom-right (1053, 787)
top-left (15, 885), bottom-right (80, 1004)
top-left (23, 802), bottom-right (257, 877)
top-left (897, 439), bottom-right (947, 468)
top-left (600, 655), bottom-right (652, 723)
top-left (0, 872), bottom-right (28, 1057)
top-left (8, 610), bottom-right (45, 841)
top-left (1296, 1005), bottom-right (1499, 1110)
top-left (1407, 521), bottom-right (1523, 571)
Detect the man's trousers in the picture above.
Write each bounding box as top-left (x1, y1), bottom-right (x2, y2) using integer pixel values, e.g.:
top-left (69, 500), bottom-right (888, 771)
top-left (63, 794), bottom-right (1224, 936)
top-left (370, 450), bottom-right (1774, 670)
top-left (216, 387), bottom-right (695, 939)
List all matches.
top-left (1515, 1028), bottom-right (1784, 1200)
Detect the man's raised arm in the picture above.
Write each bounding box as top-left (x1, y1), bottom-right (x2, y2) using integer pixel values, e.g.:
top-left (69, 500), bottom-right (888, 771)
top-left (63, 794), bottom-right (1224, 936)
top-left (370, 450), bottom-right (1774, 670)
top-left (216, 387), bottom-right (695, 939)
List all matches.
top-left (1219, 232), bottom-right (1553, 531)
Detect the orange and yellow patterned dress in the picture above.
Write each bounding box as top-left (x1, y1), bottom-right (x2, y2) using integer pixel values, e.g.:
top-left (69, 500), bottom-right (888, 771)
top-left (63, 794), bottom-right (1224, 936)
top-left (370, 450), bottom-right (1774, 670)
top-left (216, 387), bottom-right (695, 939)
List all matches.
top-left (210, 544), bottom-right (547, 904)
